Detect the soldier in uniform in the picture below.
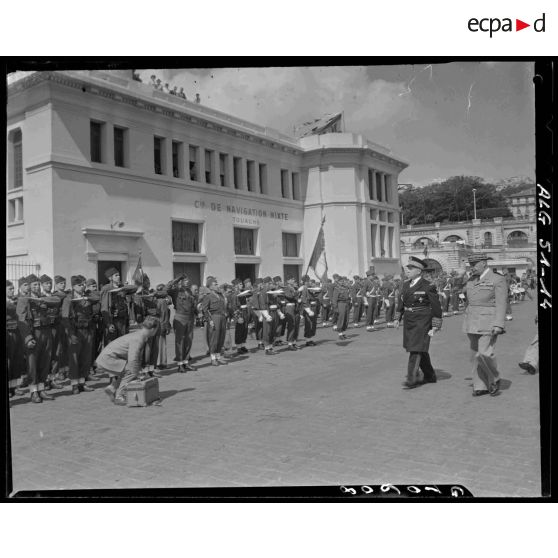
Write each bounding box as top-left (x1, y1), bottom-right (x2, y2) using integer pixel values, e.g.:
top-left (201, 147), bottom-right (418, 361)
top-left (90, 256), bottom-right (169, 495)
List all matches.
top-left (394, 257), bottom-right (443, 389)
top-left (7, 280), bottom-right (26, 397)
top-left (283, 276), bottom-right (301, 350)
top-left (100, 268), bottom-right (134, 345)
top-left (85, 278), bottom-right (103, 375)
top-left (166, 274), bottom-right (197, 372)
top-left (350, 275), bottom-right (364, 328)
top-left (250, 278), bottom-right (265, 349)
top-left (16, 274), bottom-right (63, 403)
top-left (330, 274), bottom-right (340, 330)
top-left (201, 276), bottom-right (228, 366)
top-left (51, 275), bottom-right (69, 382)
top-left (440, 273), bottom-right (453, 316)
top-left (273, 276), bottom-right (287, 345)
top-left (231, 278), bottom-right (253, 354)
top-left (364, 274), bottom-right (380, 332)
top-left (260, 276), bottom-right (279, 355)
top-left (16, 277), bottom-right (31, 390)
top-left (319, 278), bottom-right (333, 327)
top-left (300, 274), bottom-right (319, 346)
top-left (61, 275), bottom-right (97, 394)
top-left (462, 253), bottom-right (507, 396)
top-left (450, 270), bottom-right (464, 315)
top-left (383, 274), bottom-right (397, 327)
top-left (133, 274), bottom-right (166, 377)
top-left (332, 276), bottom-right (351, 340)
top-left (154, 284), bottom-right (172, 370)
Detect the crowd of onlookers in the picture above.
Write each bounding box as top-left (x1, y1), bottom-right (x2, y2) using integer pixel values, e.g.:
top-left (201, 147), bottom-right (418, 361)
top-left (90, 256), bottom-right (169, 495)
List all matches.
top-left (148, 74), bottom-right (200, 103)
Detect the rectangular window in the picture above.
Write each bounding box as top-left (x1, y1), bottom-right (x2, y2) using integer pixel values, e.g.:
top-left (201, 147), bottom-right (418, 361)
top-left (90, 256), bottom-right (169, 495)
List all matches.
top-left (368, 169), bottom-right (375, 200)
top-left (189, 145), bottom-right (199, 181)
top-left (375, 172), bottom-right (383, 202)
top-left (246, 160), bottom-right (255, 192)
top-left (234, 227), bottom-right (255, 255)
top-left (281, 169), bottom-right (289, 198)
top-left (259, 164), bottom-right (267, 194)
top-left (282, 233), bottom-right (299, 257)
top-left (205, 149), bottom-right (213, 183)
top-left (114, 126), bottom-right (126, 167)
top-left (8, 197), bottom-right (24, 224)
top-left (219, 153), bottom-right (228, 186)
top-left (370, 209), bottom-right (377, 220)
top-left (154, 136), bottom-right (163, 174)
top-left (387, 212), bottom-right (395, 223)
top-left (370, 224), bottom-right (377, 257)
top-left (388, 227), bottom-right (394, 258)
top-left (172, 221), bottom-right (200, 253)
top-left (379, 225), bottom-right (386, 257)
top-left (291, 172), bottom-right (300, 200)
top-left (379, 210), bottom-right (386, 222)
top-left (233, 157), bottom-right (241, 189)
top-left (384, 174), bottom-right (391, 203)
top-left (13, 130), bottom-right (22, 188)
top-left (172, 141), bottom-right (182, 178)
top-left (90, 121), bottom-right (103, 163)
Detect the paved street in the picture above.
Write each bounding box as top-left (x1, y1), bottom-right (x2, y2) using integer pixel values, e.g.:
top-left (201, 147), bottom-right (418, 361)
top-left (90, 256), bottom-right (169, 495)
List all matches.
top-left (9, 298), bottom-right (541, 497)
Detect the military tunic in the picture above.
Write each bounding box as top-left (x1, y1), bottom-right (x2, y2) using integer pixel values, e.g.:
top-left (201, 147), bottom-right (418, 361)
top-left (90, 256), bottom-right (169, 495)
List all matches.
top-left (332, 283), bottom-right (351, 332)
top-left (167, 281), bottom-right (197, 364)
top-left (201, 290), bottom-right (227, 354)
top-left (7, 295), bottom-right (25, 387)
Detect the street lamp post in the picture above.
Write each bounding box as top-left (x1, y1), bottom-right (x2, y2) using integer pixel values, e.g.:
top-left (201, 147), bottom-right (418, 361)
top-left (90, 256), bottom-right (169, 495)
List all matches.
top-left (473, 188), bottom-right (477, 220)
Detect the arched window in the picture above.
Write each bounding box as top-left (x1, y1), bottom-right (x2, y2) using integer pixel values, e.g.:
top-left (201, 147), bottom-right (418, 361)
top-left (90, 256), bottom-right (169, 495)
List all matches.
top-left (484, 232), bottom-right (492, 247)
top-left (423, 259), bottom-right (442, 274)
top-left (507, 230), bottom-right (528, 247)
top-left (413, 237), bottom-right (434, 249)
top-left (443, 235), bottom-right (463, 243)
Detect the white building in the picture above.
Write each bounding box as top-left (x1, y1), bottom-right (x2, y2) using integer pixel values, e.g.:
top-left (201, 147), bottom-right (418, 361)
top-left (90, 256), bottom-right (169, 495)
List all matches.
top-left (7, 69), bottom-right (407, 286)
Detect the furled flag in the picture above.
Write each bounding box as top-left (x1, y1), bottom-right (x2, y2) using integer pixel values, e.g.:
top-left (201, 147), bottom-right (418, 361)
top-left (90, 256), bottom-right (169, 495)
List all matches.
top-left (423, 245), bottom-right (429, 257)
top-left (307, 217), bottom-right (328, 282)
top-left (295, 112), bottom-right (343, 138)
top-left (132, 253), bottom-right (144, 286)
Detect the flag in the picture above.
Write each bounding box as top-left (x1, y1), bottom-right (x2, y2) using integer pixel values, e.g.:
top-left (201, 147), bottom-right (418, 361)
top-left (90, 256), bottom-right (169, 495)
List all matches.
top-left (423, 245), bottom-right (428, 257)
top-left (132, 253), bottom-right (144, 286)
top-left (295, 113), bottom-right (343, 137)
top-left (307, 217), bottom-right (328, 282)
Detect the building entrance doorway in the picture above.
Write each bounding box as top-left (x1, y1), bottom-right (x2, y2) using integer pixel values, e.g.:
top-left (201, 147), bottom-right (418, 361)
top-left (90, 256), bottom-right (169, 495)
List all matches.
top-left (98, 261), bottom-right (123, 287)
top-left (235, 263), bottom-right (257, 284)
top-left (173, 262), bottom-right (202, 288)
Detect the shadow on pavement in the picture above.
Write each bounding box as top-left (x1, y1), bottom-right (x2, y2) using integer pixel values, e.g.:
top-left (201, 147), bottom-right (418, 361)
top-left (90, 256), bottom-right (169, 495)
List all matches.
top-left (335, 340), bottom-right (353, 347)
top-left (499, 378), bottom-right (512, 391)
top-left (226, 355), bottom-right (250, 364)
top-left (159, 387), bottom-right (196, 400)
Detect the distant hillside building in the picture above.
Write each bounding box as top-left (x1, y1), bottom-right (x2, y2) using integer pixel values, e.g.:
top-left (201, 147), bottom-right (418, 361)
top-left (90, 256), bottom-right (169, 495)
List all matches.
top-left (503, 186), bottom-right (536, 220)
top-left (400, 216), bottom-right (536, 275)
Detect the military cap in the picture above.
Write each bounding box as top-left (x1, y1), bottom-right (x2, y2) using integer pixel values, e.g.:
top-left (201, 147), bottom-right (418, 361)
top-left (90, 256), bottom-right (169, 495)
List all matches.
top-left (254, 278), bottom-right (263, 285)
top-left (71, 275), bottom-right (85, 286)
top-left (263, 276), bottom-right (272, 283)
top-left (205, 276), bottom-right (216, 287)
top-left (54, 275), bottom-right (66, 284)
top-left (39, 274), bottom-right (52, 284)
top-left (104, 267), bottom-right (119, 279)
top-left (26, 274), bottom-right (40, 284)
top-left (468, 253), bottom-right (493, 265)
top-left (273, 275), bottom-right (282, 282)
top-left (86, 278), bottom-right (97, 287)
top-left (18, 276), bottom-right (28, 287)
top-left (301, 275), bottom-right (310, 282)
top-left (243, 278), bottom-right (252, 285)
top-left (7, 280), bottom-right (13, 287)
top-left (366, 270), bottom-right (373, 276)
top-left (286, 275), bottom-right (295, 282)
top-left (406, 256), bottom-right (428, 271)
top-left (231, 278), bottom-right (240, 286)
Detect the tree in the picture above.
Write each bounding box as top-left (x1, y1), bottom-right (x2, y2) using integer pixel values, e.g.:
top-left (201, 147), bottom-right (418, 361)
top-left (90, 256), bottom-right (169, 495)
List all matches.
top-left (399, 176), bottom-right (513, 225)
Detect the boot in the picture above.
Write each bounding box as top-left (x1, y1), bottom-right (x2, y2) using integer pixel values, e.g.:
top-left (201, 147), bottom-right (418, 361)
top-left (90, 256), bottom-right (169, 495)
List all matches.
top-left (31, 391), bottom-right (42, 403)
top-left (72, 385), bottom-right (80, 395)
top-left (79, 384), bottom-right (95, 392)
top-left (39, 390), bottom-right (54, 401)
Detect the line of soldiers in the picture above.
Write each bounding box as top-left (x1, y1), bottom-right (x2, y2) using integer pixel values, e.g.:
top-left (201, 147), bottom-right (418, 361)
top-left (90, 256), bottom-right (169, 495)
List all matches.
top-left (6, 266), bottom-right (473, 404)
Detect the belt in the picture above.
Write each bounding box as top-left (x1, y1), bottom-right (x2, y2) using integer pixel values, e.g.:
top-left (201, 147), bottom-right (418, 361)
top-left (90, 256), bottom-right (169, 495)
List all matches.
top-left (310, 302), bottom-right (317, 305)
top-left (404, 306), bottom-right (430, 312)
top-left (286, 303), bottom-right (295, 307)
top-left (240, 305), bottom-right (247, 309)
top-left (269, 305), bottom-right (278, 310)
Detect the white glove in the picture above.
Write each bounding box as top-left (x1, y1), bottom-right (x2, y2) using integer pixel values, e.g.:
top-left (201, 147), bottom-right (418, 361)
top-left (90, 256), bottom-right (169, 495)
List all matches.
top-left (278, 311), bottom-right (285, 320)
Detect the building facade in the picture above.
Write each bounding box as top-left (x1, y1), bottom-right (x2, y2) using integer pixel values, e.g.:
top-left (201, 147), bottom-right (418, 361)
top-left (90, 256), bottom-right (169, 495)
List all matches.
top-left (400, 216), bottom-right (537, 274)
top-left (503, 186), bottom-right (536, 220)
top-left (7, 70), bottom-right (407, 286)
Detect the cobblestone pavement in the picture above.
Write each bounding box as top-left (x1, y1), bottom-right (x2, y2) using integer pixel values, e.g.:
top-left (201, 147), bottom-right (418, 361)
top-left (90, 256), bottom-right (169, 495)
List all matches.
top-left (9, 299), bottom-right (541, 497)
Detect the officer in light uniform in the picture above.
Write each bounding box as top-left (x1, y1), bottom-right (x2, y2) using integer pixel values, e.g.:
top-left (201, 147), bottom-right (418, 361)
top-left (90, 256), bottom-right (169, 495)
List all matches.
top-left (394, 257), bottom-right (443, 389)
top-left (462, 253), bottom-right (507, 396)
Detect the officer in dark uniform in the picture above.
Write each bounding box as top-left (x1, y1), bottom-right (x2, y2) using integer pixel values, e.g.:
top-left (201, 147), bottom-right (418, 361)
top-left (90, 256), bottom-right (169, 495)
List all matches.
top-left (332, 276), bottom-right (351, 339)
top-left (364, 274), bottom-right (380, 331)
top-left (283, 276), bottom-right (301, 350)
top-left (383, 274), bottom-right (397, 326)
top-left (61, 275), bottom-right (97, 394)
top-left (273, 276), bottom-right (287, 344)
top-left (319, 278), bottom-right (333, 327)
top-left (250, 278), bottom-right (265, 349)
top-left (7, 280), bottom-right (26, 397)
top-left (261, 276), bottom-right (279, 355)
top-left (100, 268), bottom-right (134, 345)
top-left (394, 257), bottom-right (443, 389)
top-left (166, 274), bottom-right (197, 372)
top-left (300, 274), bottom-right (319, 346)
top-left (350, 275), bottom-right (364, 327)
top-left (51, 275), bottom-right (69, 382)
top-left (16, 274), bottom-right (63, 403)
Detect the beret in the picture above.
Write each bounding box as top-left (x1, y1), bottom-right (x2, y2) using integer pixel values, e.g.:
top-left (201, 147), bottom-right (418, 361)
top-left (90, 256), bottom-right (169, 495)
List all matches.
top-left (273, 276), bottom-right (282, 282)
top-left (104, 267), bottom-right (119, 279)
top-left (85, 278), bottom-right (97, 286)
top-left (26, 274), bottom-right (40, 284)
top-left (71, 275), bottom-right (84, 286)
top-left (263, 276), bottom-right (272, 283)
top-left (18, 277), bottom-right (28, 287)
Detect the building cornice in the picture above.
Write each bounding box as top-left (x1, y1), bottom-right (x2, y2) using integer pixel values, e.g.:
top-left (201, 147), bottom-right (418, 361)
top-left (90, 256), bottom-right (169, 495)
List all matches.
top-left (8, 71), bottom-right (304, 156)
top-left (301, 146), bottom-right (408, 170)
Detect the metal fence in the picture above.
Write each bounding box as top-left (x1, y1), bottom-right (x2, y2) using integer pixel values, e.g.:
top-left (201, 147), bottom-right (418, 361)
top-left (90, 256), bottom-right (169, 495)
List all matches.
top-left (6, 260), bottom-right (41, 284)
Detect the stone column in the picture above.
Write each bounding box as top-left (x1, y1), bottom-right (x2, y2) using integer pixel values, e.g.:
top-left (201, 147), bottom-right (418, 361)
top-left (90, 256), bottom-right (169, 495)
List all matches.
top-left (370, 169), bottom-right (377, 200)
